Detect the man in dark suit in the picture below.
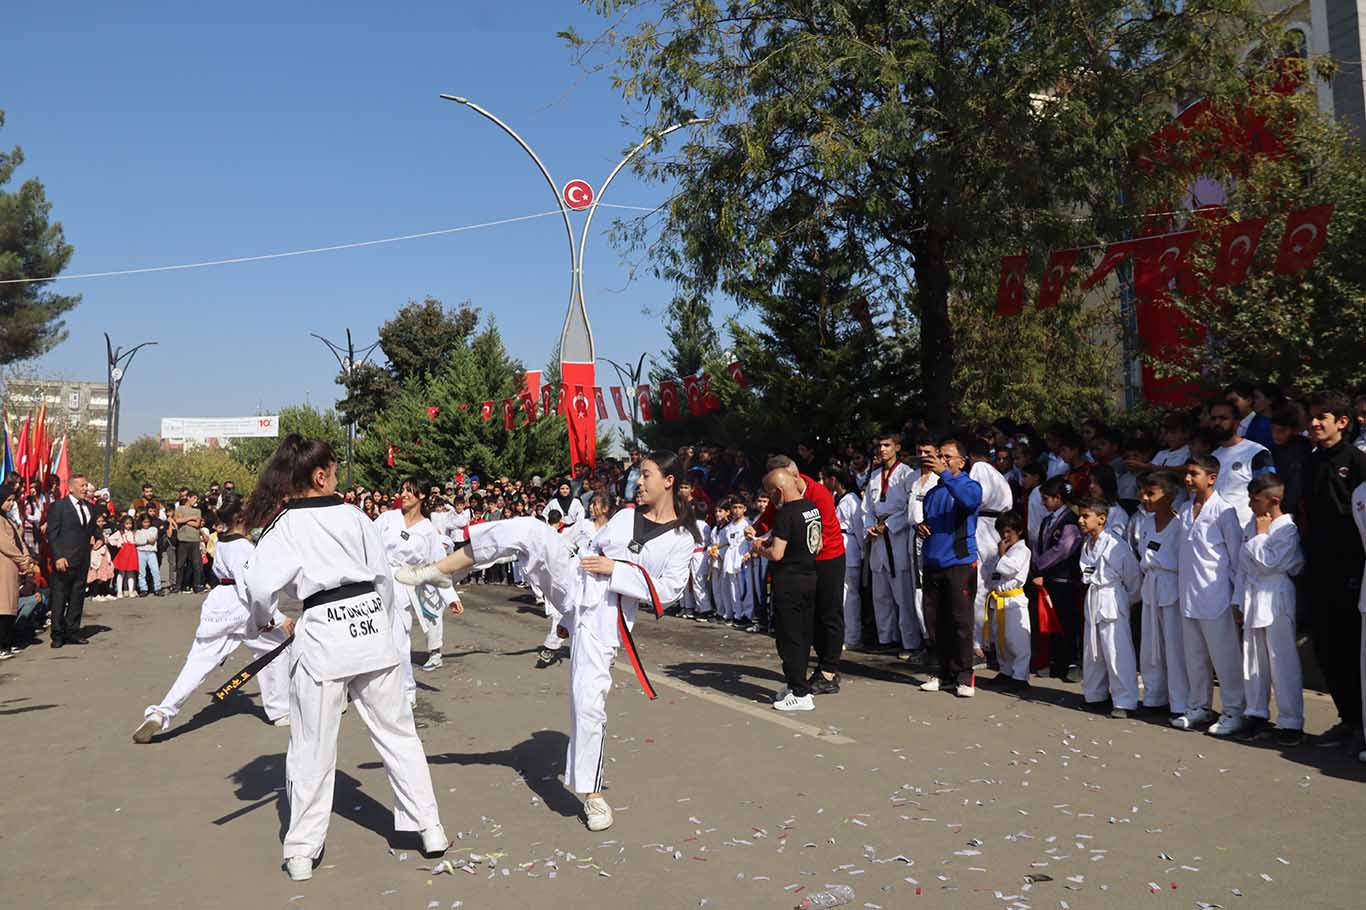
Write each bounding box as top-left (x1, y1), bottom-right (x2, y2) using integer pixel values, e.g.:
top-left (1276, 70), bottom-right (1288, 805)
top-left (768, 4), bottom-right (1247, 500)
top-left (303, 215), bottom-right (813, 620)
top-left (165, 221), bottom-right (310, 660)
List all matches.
top-left (46, 473), bottom-right (95, 648)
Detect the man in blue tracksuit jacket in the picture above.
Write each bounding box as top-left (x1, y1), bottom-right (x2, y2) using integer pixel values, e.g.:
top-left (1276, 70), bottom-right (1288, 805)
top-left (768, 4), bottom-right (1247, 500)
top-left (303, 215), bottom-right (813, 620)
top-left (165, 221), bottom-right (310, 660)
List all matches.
top-left (914, 437), bottom-right (983, 695)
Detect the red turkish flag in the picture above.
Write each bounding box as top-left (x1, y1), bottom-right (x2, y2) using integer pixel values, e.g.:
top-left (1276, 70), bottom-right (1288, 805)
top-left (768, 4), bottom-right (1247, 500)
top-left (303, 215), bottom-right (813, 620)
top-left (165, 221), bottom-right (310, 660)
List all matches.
top-left (659, 380), bottom-right (682, 421)
top-left (519, 389), bottom-right (538, 423)
top-left (1036, 248), bottom-right (1080, 309)
top-left (571, 385), bottom-right (591, 420)
top-left (540, 384), bottom-right (554, 418)
top-left (636, 384), bottom-right (654, 421)
top-left (480, 401), bottom-right (494, 422)
top-left (1132, 230), bottom-right (1201, 300)
top-left (682, 374), bottom-right (705, 416)
top-left (1274, 204), bottom-right (1334, 274)
top-left (701, 373), bottom-right (722, 412)
top-left (610, 386), bottom-right (630, 420)
top-left (502, 398), bottom-right (516, 430)
top-left (726, 361), bottom-right (747, 388)
top-left (1080, 238), bottom-right (1143, 291)
top-left (1210, 217), bottom-right (1267, 287)
top-left (995, 253), bottom-right (1028, 316)
top-left (592, 386), bottom-right (609, 420)
top-left (386, 443), bottom-right (396, 467)
top-left (556, 384), bottom-right (569, 416)
top-left (426, 405), bottom-right (440, 421)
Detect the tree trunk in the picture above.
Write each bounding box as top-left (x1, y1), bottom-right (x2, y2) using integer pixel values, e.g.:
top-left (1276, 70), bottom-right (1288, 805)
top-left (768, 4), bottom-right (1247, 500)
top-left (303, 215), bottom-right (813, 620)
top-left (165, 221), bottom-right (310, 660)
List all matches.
top-left (916, 234), bottom-right (953, 433)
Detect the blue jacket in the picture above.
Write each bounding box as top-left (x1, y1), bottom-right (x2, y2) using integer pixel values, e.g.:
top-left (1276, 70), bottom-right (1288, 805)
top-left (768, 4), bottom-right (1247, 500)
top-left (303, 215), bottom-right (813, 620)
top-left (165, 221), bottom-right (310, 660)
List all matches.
top-left (922, 470), bottom-right (983, 569)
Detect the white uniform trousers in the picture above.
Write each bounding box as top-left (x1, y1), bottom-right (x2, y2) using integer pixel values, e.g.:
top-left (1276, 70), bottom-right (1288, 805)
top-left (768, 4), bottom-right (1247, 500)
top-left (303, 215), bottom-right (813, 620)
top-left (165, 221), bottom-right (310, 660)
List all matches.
top-left (146, 627), bottom-right (291, 727)
top-left (426, 608), bottom-right (444, 654)
top-left (682, 572), bottom-right (711, 616)
top-left (1140, 601), bottom-right (1189, 714)
top-left (543, 601), bottom-right (566, 651)
top-left (985, 601), bottom-right (1031, 680)
top-left (283, 662), bottom-right (441, 860)
top-left (565, 622), bottom-right (614, 794)
top-left (870, 568), bottom-right (921, 649)
top-left (841, 564), bottom-right (863, 647)
top-left (1083, 613), bottom-right (1140, 709)
top-left (1242, 615), bottom-right (1303, 730)
top-left (391, 608), bottom-right (417, 704)
top-left (972, 526), bottom-right (1001, 650)
top-left (469, 517), bottom-right (576, 608)
top-left (718, 572), bottom-right (753, 621)
top-left (1182, 612), bottom-right (1245, 715)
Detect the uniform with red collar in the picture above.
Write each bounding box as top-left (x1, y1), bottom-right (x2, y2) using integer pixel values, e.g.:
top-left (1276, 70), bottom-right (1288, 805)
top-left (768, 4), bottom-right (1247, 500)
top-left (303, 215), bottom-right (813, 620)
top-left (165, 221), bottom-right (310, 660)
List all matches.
top-left (861, 460), bottom-right (916, 650)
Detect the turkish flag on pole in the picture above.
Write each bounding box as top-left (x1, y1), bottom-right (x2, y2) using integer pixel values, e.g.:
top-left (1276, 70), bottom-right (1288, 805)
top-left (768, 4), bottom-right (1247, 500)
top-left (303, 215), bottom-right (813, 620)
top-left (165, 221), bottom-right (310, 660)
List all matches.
top-left (1080, 238), bottom-right (1143, 291)
top-left (1211, 217), bottom-right (1267, 287)
top-left (1133, 230), bottom-right (1201, 300)
top-left (480, 401), bottom-right (494, 422)
top-left (592, 386), bottom-right (609, 420)
top-left (1036, 249), bottom-right (1080, 309)
top-left (1274, 204), bottom-right (1334, 274)
top-left (540, 384), bottom-right (554, 419)
top-left (682, 374), bottom-right (705, 416)
top-left (32, 405), bottom-right (47, 481)
top-left (636, 384), bottom-right (654, 422)
top-left (995, 254), bottom-right (1028, 316)
top-left (659, 381), bottom-right (682, 421)
top-left (52, 435), bottom-right (69, 498)
top-left (726, 361), bottom-right (747, 388)
top-left (610, 386), bottom-right (630, 420)
top-left (502, 398), bottom-right (516, 431)
top-left (523, 369), bottom-right (541, 404)
top-left (519, 389), bottom-right (538, 423)
top-left (555, 384), bottom-right (569, 417)
top-left (386, 443), bottom-right (396, 467)
top-left (702, 373), bottom-right (723, 412)
top-left (562, 361), bottom-right (597, 470)
top-left (14, 415), bottom-right (29, 492)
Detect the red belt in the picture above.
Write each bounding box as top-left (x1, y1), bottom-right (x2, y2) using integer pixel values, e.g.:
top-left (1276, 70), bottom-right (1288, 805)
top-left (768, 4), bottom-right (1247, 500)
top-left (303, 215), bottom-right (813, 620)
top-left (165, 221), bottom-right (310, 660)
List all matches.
top-left (217, 579), bottom-right (235, 586)
top-left (615, 561), bottom-right (665, 700)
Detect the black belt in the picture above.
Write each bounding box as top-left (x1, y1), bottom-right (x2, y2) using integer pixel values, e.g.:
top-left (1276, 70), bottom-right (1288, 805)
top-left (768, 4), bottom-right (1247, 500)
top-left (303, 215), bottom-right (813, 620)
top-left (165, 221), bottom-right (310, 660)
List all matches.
top-left (217, 579), bottom-right (235, 586)
top-left (980, 509), bottom-right (1005, 518)
top-left (303, 581), bottom-right (376, 611)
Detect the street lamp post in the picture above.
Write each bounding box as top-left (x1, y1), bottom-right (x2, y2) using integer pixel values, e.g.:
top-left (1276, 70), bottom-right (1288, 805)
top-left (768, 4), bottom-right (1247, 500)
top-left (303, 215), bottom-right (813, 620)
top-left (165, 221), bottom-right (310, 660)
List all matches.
top-left (103, 333), bottom-right (157, 490)
top-left (312, 329), bottom-right (381, 490)
top-left (596, 352), bottom-right (650, 451)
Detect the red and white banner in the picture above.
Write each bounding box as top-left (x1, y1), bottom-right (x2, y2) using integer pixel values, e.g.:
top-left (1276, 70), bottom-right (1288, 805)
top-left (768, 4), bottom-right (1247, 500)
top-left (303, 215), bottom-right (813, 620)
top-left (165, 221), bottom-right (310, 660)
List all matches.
top-left (480, 401), bottom-right (494, 422)
top-left (1133, 230), bottom-right (1200, 301)
top-left (659, 380), bottom-right (681, 421)
top-left (502, 398), bottom-right (516, 430)
top-left (727, 361), bottom-right (747, 388)
top-left (682, 374), bottom-right (705, 417)
top-left (1036, 248), bottom-right (1079, 309)
top-left (1273, 204), bottom-right (1333, 274)
top-left (996, 253), bottom-right (1028, 316)
top-left (610, 385), bottom-right (630, 420)
top-left (636, 384), bottom-right (654, 422)
top-left (1211, 217), bottom-right (1267, 287)
top-left (593, 386), bottom-right (609, 420)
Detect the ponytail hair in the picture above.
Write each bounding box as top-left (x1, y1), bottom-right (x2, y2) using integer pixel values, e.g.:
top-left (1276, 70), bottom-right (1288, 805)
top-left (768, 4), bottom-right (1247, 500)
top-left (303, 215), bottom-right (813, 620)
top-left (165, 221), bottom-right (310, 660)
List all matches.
top-left (244, 434), bottom-right (338, 529)
top-left (645, 448), bottom-right (703, 543)
top-left (217, 491), bottom-right (246, 530)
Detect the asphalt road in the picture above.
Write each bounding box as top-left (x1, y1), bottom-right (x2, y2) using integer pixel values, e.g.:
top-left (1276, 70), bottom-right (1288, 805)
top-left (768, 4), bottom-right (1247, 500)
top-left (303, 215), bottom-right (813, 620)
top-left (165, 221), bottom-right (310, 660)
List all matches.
top-left (2, 584), bottom-right (1362, 910)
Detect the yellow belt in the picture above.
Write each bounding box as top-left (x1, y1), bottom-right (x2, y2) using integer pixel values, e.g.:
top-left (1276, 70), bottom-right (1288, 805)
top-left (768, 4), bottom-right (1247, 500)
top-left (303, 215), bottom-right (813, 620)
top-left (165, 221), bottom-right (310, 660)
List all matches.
top-left (984, 587), bottom-right (1025, 656)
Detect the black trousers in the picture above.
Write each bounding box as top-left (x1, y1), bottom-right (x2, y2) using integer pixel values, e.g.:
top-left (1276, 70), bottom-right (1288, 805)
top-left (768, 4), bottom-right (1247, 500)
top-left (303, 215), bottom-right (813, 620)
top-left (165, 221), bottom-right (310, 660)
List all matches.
top-left (922, 563), bottom-right (977, 685)
top-left (812, 554), bottom-right (847, 673)
top-left (1044, 578), bottom-right (1084, 676)
top-left (1308, 567), bottom-right (1364, 727)
top-left (49, 567), bottom-right (88, 642)
top-left (773, 574), bottom-right (818, 696)
top-left (176, 539), bottom-right (201, 590)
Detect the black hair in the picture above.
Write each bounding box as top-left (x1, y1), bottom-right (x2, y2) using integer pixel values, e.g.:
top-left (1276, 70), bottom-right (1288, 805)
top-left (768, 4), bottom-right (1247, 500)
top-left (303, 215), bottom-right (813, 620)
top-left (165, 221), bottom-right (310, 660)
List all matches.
top-left (820, 462), bottom-right (855, 492)
top-left (995, 512), bottom-right (1025, 537)
top-left (1054, 427), bottom-right (1083, 451)
top-left (546, 508), bottom-right (564, 524)
top-left (245, 434), bottom-right (338, 528)
top-left (1208, 399), bottom-right (1237, 418)
top-left (1248, 473), bottom-right (1285, 498)
top-left (217, 491), bottom-right (246, 529)
top-left (1186, 453), bottom-right (1221, 475)
top-left (401, 476), bottom-right (434, 518)
top-left (588, 490), bottom-right (618, 518)
top-left (1306, 389), bottom-right (1351, 420)
top-left (1074, 496), bottom-right (1110, 518)
top-left (1141, 470), bottom-right (1182, 497)
top-left (965, 437), bottom-right (992, 460)
top-left (644, 449), bottom-right (703, 543)
top-left (1271, 403), bottom-right (1304, 430)
top-left (874, 430), bottom-right (902, 445)
top-left (1160, 410), bottom-right (1195, 435)
top-left (1089, 463), bottom-right (1119, 504)
top-left (1020, 460), bottom-right (1047, 481)
top-left (1099, 427), bottom-right (1124, 447)
top-left (1040, 476), bottom-right (1072, 501)
top-left (1225, 379), bottom-right (1255, 399)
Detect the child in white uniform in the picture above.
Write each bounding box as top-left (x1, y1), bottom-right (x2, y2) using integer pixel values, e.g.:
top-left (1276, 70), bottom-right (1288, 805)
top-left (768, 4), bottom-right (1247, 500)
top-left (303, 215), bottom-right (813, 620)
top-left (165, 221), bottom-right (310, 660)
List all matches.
top-left (538, 493), bottom-right (615, 668)
top-left (1077, 498), bottom-right (1141, 716)
top-left (982, 512), bottom-right (1032, 687)
top-left (822, 467), bottom-right (865, 649)
top-left (1173, 455), bottom-right (1246, 737)
top-left (242, 436), bottom-right (448, 882)
top-left (718, 499), bottom-right (755, 627)
top-left (681, 500), bottom-right (712, 621)
top-left (707, 502), bottom-right (729, 623)
top-left (1137, 471), bottom-right (1188, 720)
top-left (133, 493), bottom-right (292, 742)
top-left (1237, 474), bottom-right (1305, 743)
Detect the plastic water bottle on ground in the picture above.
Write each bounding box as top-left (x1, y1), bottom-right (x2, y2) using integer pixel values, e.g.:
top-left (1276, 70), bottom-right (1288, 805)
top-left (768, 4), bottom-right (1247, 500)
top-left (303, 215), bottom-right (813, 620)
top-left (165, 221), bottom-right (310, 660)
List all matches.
top-left (796, 884), bottom-right (855, 909)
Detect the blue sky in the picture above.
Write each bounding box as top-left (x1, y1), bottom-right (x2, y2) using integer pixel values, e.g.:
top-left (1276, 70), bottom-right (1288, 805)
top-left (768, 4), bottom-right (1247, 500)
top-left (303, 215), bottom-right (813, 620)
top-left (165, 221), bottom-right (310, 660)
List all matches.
top-left (3, 1), bottom-right (733, 440)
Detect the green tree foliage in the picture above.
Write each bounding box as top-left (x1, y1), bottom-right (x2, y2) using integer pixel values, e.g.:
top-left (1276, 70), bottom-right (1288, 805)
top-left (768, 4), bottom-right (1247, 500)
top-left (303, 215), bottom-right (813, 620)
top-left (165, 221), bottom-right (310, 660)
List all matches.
top-left (230, 404), bottom-right (347, 473)
top-left (568, 0), bottom-right (1274, 429)
top-left (336, 362), bottom-right (396, 432)
top-left (0, 110), bottom-right (80, 364)
top-left (106, 437), bottom-right (255, 506)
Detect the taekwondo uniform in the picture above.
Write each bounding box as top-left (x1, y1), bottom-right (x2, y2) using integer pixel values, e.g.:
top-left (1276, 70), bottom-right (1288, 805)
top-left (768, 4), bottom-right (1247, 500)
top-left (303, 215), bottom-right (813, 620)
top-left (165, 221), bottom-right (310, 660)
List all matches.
top-left (543, 495), bottom-right (586, 528)
top-left (970, 460), bottom-right (1013, 650)
top-left (905, 468), bottom-right (939, 650)
top-left (142, 534), bottom-right (291, 730)
top-left (717, 517), bottom-right (754, 623)
top-left (1214, 438), bottom-right (1273, 528)
top-left (862, 460), bottom-right (916, 649)
top-left (681, 519), bottom-right (712, 619)
top-left (464, 512), bottom-right (693, 795)
top-left (1079, 531), bottom-right (1142, 710)
top-left (835, 490), bottom-right (865, 647)
top-left (244, 495), bottom-right (443, 863)
top-left (982, 537), bottom-right (1032, 681)
top-left (1137, 512), bottom-right (1188, 714)
top-left (543, 521), bottom-right (599, 650)
top-left (1176, 492), bottom-right (1246, 724)
top-left (376, 510), bottom-right (457, 701)
top-left (1239, 513), bottom-right (1305, 731)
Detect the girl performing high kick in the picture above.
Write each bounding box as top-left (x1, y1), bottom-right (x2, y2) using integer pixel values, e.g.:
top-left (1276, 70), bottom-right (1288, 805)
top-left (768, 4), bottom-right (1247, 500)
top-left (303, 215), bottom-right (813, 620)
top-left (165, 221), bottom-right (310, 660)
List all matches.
top-left (243, 436), bottom-right (447, 881)
top-left (400, 451), bottom-right (696, 832)
top-left (133, 492), bottom-right (292, 743)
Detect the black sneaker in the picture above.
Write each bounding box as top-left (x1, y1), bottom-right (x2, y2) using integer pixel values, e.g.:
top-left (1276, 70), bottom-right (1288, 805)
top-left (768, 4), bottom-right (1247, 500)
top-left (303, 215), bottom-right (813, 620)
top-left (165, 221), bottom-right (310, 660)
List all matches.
top-left (1314, 721), bottom-right (1359, 748)
top-left (1063, 665), bottom-right (1083, 684)
top-left (808, 673), bottom-right (841, 695)
top-left (534, 648), bottom-right (562, 669)
top-left (1234, 716), bottom-right (1271, 742)
top-left (1274, 727), bottom-right (1305, 747)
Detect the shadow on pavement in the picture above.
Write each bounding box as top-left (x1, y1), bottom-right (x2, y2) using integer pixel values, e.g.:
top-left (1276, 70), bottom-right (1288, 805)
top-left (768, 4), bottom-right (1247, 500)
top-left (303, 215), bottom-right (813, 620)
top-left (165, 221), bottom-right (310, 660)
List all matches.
top-left (0, 703), bottom-right (58, 716)
top-left (423, 730), bottom-right (581, 818)
top-left (157, 692), bottom-right (264, 742)
top-left (662, 660), bottom-right (786, 704)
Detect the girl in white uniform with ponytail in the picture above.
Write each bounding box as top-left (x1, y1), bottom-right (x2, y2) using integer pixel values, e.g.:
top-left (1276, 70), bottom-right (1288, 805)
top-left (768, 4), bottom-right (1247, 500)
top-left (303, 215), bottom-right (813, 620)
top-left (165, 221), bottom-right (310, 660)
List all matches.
top-left (537, 491), bottom-right (615, 668)
top-left (242, 436), bottom-right (448, 882)
top-left (132, 492), bottom-right (292, 743)
top-left (400, 451), bottom-right (696, 832)
top-left (375, 477), bottom-right (461, 691)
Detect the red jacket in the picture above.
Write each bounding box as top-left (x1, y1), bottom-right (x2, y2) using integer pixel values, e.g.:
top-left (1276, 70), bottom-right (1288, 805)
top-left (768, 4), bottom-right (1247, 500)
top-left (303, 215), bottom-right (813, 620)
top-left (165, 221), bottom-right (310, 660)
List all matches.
top-left (752, 473), bottom-right (845, 561)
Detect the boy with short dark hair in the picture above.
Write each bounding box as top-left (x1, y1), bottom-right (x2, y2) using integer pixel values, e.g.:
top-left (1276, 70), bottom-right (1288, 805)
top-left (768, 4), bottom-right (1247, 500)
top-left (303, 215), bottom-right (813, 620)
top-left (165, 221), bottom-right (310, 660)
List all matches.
top-left (1137, 471), bottom-right (1188, 720)
top-left (1076, 497), bottom-right (1141, 717)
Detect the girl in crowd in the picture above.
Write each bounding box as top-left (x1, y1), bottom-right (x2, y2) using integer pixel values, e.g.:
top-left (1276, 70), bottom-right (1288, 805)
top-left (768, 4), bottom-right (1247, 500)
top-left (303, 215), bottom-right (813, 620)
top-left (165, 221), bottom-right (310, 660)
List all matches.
top-left (133, 492), bottom-right (293, 742)
top-left (537, 490), bottom-right (617, 668)
top-left (109, 514), bottom-right (141, 598)
top-left (134, 513), bottom-right (162, 595)
top-left (399, 451), bottom-right (696, 833)
top-left (242, 436), bottom-right (447, 881)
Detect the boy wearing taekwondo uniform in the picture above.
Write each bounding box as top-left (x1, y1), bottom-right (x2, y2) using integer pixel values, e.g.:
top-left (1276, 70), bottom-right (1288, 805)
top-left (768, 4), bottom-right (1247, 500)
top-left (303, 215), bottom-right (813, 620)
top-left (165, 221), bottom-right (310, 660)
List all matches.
top-left (1172, 454), bottom-right (1247, 737)
top-left (862, 432), bottom-right (917, 653)
top-left (1076, 497), bottom-right (1142, 717)
top-left (717, 498), bottom-right (756, 629)
top-left (981, 512), bottom-right (1032, 688)
top-left (968, 440), bottom-right (1014, 655)
top-left (399, 451), bottom-right (696, 833)
top-left (1136, 471), bottom-right (1190, 721)
top-left (242, 436), bottom-right (448, 882)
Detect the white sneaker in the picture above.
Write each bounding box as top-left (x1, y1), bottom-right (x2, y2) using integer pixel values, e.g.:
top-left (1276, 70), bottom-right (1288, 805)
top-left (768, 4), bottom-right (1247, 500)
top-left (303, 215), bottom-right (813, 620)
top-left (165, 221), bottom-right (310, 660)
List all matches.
top-left (394, 564), bottom-right (453, 588)
top-left (1206, 711), bottom-right (1244, 737)
top-left (421, 653), bottom-right (443, 671)
top-left (421, 824), bottom-right (451, 855)
top-left (285, 856), bottom-right (313, 881)
top-left (0, 648), bottom-right (15, 660)
top-left (956, 684), bottom-right (975, 698)
top-left (919, 678), bottom-right (942, 692)
top-left (271, 716), bottom-right (290, 727)
top-left (773, 686), bottom-right (791, 703)
top-left (773, 692), bottom-right (815, 712)
top-left (133, 711), bottom-right (166, 744)
top-left (1171, 707), bottom-right (1216, 730)
top-left (585, 797), bottom-right (614, 831)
